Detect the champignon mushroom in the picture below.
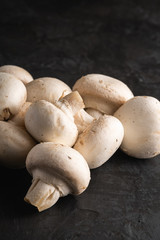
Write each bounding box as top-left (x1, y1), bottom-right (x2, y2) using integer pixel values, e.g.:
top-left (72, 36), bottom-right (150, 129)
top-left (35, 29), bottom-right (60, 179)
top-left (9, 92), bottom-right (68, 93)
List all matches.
top-left (26, 77), bottom-right (71, 103)
top-left (0, 72), bottom-right (27, 120)
top-left (0, 121), bottom-right (37, 168)
top-left (24, 142), bottom-right (90, 212)
top-left (86, 108), bottom-right (103, 120)
top-left (9, 102), bottom-right (32, 127)
top-left (0, 65), bottom-right (33, 85)
top-left (74, 115), bottom-right (124, 169)
top-left (114, 96), bottom-right (160, 159)
top-left (25, 92), bottom-right (84, 146)
top-left (73, 74), bottom-right (134, 115)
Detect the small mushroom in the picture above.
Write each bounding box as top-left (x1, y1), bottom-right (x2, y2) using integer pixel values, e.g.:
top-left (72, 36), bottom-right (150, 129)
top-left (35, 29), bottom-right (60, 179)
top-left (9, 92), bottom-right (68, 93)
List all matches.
top-left (26, 77), bottom-right (71, 103)
top-left (0, 72), bottom-right (27, 120)
top-left (24, 142), bottom-right (90, 212)
top-left (9, 102), bottom-right (32, 127)
top-left (0, 65), bottom-right (33, 85)
top-left (114, 96), bottom-right (160, 159)
top-left (73, 74), bottom-right (134, 115)
top-left (25, 92), bottom-right (84, 146)
top-left (0, 121), bottom-right (37, 168)
top-left (86, 108), bottom-right (103, 120)
top-left (74, 115), bottom-right (124, 169)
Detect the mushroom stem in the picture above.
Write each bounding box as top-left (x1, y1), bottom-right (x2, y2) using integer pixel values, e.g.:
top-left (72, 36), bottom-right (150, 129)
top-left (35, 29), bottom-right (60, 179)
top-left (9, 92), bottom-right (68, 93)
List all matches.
top-left (74, 109), bottom-right (94, 134)
top-left (0, 108), bottom-right (11, 120)
top-left (24, 179), bottom-right (60, 212)
top-left (60, 91), bottom-right (85, 115)
top-left (9, 102), bottom-right (31, 127)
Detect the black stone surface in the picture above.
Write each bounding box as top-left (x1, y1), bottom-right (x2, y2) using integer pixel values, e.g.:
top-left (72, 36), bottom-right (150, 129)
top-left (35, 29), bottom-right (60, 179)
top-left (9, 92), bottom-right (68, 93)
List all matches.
top-left (0, 0), bottom-right (160, 239)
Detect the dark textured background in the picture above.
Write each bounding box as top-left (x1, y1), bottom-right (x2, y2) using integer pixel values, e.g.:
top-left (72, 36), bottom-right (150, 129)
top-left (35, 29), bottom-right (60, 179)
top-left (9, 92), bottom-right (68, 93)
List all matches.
top-left (0, 0), bottom-right (160, 239)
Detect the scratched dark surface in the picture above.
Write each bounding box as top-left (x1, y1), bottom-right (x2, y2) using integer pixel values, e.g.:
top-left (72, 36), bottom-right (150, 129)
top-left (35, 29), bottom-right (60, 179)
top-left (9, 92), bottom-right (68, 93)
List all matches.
top-left (0, 0), bottom-right (160, 239)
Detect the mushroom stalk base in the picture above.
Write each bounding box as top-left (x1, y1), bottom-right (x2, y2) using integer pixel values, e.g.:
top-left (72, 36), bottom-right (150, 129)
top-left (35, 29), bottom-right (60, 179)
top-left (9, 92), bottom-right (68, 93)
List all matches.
top-left (0, 108), bottom-right (11, 120)
top-left (24, 179), bottom-right (60, 212)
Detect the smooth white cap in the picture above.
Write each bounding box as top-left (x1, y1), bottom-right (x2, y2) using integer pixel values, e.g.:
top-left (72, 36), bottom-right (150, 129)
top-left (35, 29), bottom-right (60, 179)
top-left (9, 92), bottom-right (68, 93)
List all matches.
top-left (26, 77), bottom-right (71, 103)
top-left (0, 65), bottom-right (33, 84)
top-left (114, 96), bottom-right (160, 158)
top-left (74, 115), bottom-right (124, 169)
top-left (73, 74), bottom-right (134, 115)
top-left (25, 100), bottom-right (78, 146)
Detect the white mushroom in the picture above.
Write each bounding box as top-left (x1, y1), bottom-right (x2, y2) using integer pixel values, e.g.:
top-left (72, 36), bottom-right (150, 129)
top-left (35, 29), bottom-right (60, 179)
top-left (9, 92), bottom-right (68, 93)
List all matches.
top-left (24, 142), bottom-right (90, 212)
top-left (86, 108), bottom-right (103, 119)
top-left (25, 92), bottom-right (84, 146)
top-left (74, 115), bottom-right (124, 169)
top-left (0, 72), bottom-right (27, 120)
top-left (9, 102), bottom-right (32, 127)
top-left (0, 121), bottom-right (37, 168)
top-left (26, 77), bottom-right (71, 103)
top-left (0, 65), bottom-right (33, 85)
top-left (73, 74), bottom-right (134, 115)
top-left (114, 96), bottom-right (160, 159)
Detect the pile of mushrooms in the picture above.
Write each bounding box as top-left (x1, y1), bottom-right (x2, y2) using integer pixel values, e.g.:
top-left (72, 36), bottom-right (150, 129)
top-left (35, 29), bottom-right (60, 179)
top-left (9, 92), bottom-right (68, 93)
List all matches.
top-left (0, 65), bottom-right (160, 212)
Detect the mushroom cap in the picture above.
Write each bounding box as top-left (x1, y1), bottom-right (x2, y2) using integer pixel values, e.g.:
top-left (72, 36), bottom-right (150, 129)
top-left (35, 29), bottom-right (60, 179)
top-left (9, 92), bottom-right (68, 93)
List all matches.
top-left (25, 100), bottom-right (78, 146)
top-left (73, 74), bottom-right (134, 115)
top-left (0, 72), bottom-right (27, 120)
top-left (114, 96), bottom-right (160, 158)
top-left (26, 77), bottom-right (71, 103)
top-left (0, 121), bottom-right (36, 168)
top-left (0, 65), bottom-right (33, 84)
top-left (26, 143), bottom-right (90, 195)
top-left (74, 115), bottom-right (124, 169)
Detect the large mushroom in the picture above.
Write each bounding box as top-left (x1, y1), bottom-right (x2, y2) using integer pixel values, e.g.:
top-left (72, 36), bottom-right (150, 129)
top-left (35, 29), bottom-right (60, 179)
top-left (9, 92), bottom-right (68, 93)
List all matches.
top-left (74, 115), bottom-right (124, 169)
top-left (0, 121), bottom-right (37, 168)
top-left (26, 77), bottom-right (71, 103)
top-left (25, 91), bottom-right (84, 146)
top-left (73, 74), bottom-right (134, 115)
top-left (24, 142), bottom-right (90, 212)
top-left (114, 96), bottom-right (160, 158)
top-left (0, 65), bottom-right (33, 85)
top-left (0, 72), bottom-right (27, 120)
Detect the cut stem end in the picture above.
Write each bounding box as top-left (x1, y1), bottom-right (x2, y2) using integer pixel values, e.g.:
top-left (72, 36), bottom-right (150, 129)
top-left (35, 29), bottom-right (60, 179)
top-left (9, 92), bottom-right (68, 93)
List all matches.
top-left (24, 179), bottom-right (60, 212)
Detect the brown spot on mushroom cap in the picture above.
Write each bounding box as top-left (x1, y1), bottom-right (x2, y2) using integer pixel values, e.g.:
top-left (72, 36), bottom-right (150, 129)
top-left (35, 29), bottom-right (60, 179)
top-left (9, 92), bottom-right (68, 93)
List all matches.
top-left (80, 140), bottom-right (84, 145)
